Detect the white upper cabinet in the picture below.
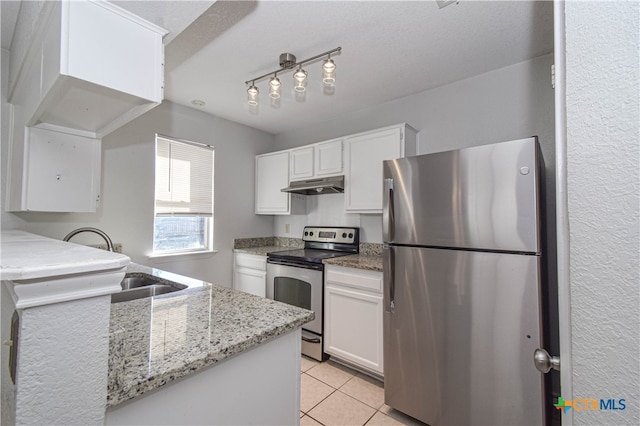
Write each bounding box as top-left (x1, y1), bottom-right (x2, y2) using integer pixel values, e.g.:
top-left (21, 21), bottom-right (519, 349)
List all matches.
top-left (289, 146), bottom-right (314, 181)
top-left (8, 0), bottom-right (168, 138)
top-left (5, 0), bottom-right (168, 213)
top-left (314, 139), bottom-right (343, 177)
top-left (344, 124), bottom-right (417, 213)
top-left (255, 151), bottom-right (306, 215)
top-left (6, 127), bottom-right (101, 213)
top-left (289, 139), bottom-right (343, 181)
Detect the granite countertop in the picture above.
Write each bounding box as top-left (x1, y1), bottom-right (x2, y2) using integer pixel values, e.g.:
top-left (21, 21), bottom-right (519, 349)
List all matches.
top-left (233, 245), bottom-right (286, 256)
top-left (322, 253), bottom-right (383, 272)
top-left (232, 236), bottom-right (383, 271)
top-left (107, 263), bottom-right (314, 407)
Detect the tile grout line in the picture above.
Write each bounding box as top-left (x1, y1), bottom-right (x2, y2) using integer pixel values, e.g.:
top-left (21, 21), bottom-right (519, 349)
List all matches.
top-left (301, 371), bottom-right (339, 416)
top-left (302, 361), bottom-right (396, 426)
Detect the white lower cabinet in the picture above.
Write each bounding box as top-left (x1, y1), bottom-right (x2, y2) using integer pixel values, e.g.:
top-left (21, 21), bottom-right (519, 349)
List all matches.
top-left (233, 253), bottom-right (266, 297)
top-left (324, 265), bottom-right (384, 376)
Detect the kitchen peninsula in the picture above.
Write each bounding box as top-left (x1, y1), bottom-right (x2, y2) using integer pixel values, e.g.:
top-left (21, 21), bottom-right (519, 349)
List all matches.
top-left (1, 231), bottom-right (313, 425)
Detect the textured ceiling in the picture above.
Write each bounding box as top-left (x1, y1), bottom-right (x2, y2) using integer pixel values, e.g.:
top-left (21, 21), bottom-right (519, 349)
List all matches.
top-left (164, 0), bottom-right (554, 135)
top-left (2, 1), bottom-right (554, 136)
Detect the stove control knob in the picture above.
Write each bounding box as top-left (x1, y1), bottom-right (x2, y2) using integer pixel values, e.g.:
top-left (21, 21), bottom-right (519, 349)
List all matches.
top-left (348, 233), bottom-right (354, 238)
top-left (304, 231), bottom-right (309, 236)
top-left (309, 231), bottom-right (314, 236)
top-left (342, 233), bottom-right (347, 238)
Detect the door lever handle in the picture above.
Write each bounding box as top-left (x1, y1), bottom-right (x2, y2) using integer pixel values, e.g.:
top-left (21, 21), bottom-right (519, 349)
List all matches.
top-left (534, 348), bottom-right (560, 373)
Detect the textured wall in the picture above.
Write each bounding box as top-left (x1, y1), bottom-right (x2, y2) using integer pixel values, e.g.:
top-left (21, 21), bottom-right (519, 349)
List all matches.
top-left (565, 1), bottom-right (640, 424)
top-left (14, 295), bottom-right (112, 425)
top-left (1, 100), bottom-right (276, 286)
top-left (274, 54), bottom-right (556, 251)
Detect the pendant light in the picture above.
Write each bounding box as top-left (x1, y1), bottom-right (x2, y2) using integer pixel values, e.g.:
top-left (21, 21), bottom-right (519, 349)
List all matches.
top-left (322, 56), bottom-right (336, 84)
top-left (293, 67), bottom-right (308, 92)
top-left (269, 75), bottom-right (281, 99)
top-left (247, 82), bottom-right (259, 106)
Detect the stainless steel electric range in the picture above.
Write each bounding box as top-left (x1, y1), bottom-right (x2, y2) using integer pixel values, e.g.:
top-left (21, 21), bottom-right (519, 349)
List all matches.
top-left (266, 226), bottom-right (359, 361)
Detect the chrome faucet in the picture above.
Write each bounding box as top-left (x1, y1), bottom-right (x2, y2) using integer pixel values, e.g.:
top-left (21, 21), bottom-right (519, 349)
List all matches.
top-left (63, 227), bottom-right (115, 252)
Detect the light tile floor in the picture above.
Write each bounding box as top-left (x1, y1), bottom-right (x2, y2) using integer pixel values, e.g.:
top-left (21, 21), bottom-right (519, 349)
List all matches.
top-left (300, 357), bottom-right (427, 426)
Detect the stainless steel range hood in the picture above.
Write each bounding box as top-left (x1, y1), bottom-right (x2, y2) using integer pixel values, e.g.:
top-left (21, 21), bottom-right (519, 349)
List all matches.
top-left (281, 175), bottom-right (344, 195)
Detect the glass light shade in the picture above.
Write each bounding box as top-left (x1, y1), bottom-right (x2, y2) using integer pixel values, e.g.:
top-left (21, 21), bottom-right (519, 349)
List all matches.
top-left (322, 58), bottom-right (336, 73)
top-left (293, 68), bottom-right (308, 92)
top-left (269, 76), bottom-right (281, 99)
top-left (322, 58), bottom-right (336, 84)
top-left (247, 85), bottom-right (259, 106)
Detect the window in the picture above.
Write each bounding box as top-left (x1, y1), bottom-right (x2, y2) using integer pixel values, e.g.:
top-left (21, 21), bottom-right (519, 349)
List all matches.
top-left (153, 135), bottom-right (214, 255)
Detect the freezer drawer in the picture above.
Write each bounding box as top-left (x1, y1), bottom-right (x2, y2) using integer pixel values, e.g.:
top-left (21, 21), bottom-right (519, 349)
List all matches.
top-left (383, 245), bottom-right (544, 425)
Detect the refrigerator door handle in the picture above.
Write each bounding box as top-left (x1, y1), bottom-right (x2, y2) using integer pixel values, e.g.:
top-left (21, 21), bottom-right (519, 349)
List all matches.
top-left (383, 178), bottom-right (395, 243)
top-left (383, 245), bottom-right (395, 313)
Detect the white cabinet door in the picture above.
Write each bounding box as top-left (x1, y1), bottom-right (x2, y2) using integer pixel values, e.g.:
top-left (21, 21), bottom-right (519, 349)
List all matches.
top-left (290, 146), bottom-right (314, 181)
top-left (314, 139), bottom-right (343, 177)
top-left (344, 127), bottom-right (403, 213)
top-left (233, 253), bottom-right (267, 297)
top-left (10, 0), bottom-right (166, 138)
top-left (324, 266), bottom-right (384, 375)
top-left (255, 151), bottom-right (290, 214)
top-left (234, 268), bottom-right (267, 297)
top-left (10, 126), bottom-right (101, 212)
top-left (325, 284), bottom-right (384, 375)
top-left (255, 151), bottom-right (306, 215)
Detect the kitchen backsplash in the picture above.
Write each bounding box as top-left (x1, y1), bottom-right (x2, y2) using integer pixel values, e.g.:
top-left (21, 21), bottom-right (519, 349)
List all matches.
top-left (273, 193), bottom-right (383, 243)
top-left (359, 243), bottom-right (383, 256)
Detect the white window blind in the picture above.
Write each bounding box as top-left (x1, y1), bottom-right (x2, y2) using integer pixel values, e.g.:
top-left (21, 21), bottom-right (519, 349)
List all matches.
top-left (155, 136), bottom-right (214, 217)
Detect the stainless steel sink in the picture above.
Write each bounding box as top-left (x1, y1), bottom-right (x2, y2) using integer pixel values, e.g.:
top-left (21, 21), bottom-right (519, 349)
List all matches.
top-left (111, 275), bottom-right (187, 303)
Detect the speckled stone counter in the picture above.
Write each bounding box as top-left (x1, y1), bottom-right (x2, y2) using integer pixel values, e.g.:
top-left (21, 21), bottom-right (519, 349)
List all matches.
top-left (233, 245), bottom-right (284, 256)
top-left (233, 238), bottom-right (383, 271)
top-left (233, 236), bottom-right (304, 256)
top-left (323, 254), bottom-right (383, 272)
top-left (107, 263), bottom-right (314, 407)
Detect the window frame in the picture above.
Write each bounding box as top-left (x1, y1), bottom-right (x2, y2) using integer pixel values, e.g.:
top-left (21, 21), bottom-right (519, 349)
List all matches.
top-left (151, 134), bottom-right (215, 257)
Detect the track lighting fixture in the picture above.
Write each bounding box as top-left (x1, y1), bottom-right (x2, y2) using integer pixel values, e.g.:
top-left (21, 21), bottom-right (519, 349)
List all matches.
top-left (245, 47), bottom-right (341, 106)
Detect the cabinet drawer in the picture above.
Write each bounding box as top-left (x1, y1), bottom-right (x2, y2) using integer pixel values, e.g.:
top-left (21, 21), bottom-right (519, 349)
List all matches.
top-left (325, 266), bottom-right (382, 293)
top-left (234, 253), bottom-right (266, 271)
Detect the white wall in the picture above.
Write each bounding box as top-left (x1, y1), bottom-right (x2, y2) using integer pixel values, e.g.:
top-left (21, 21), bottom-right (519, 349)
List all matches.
top-left (565, 1), bottom-right (639, 424)
top-left (274, 54), bottom-right (555, 249)
top-left (1, 84), bottom-right (276, 285)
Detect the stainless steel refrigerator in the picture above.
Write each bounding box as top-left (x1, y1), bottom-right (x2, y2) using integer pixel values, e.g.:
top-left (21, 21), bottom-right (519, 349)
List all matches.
top-left (382, 137), bottom-right (546, 425)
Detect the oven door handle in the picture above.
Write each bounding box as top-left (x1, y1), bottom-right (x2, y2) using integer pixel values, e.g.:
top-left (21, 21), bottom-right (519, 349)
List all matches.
top-left (266, 257), bottom-right (324, 271)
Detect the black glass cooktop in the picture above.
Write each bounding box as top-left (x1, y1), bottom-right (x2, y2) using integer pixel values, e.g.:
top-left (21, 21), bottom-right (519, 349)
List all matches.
top-left (267, 248), bottom-right (353, 264)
